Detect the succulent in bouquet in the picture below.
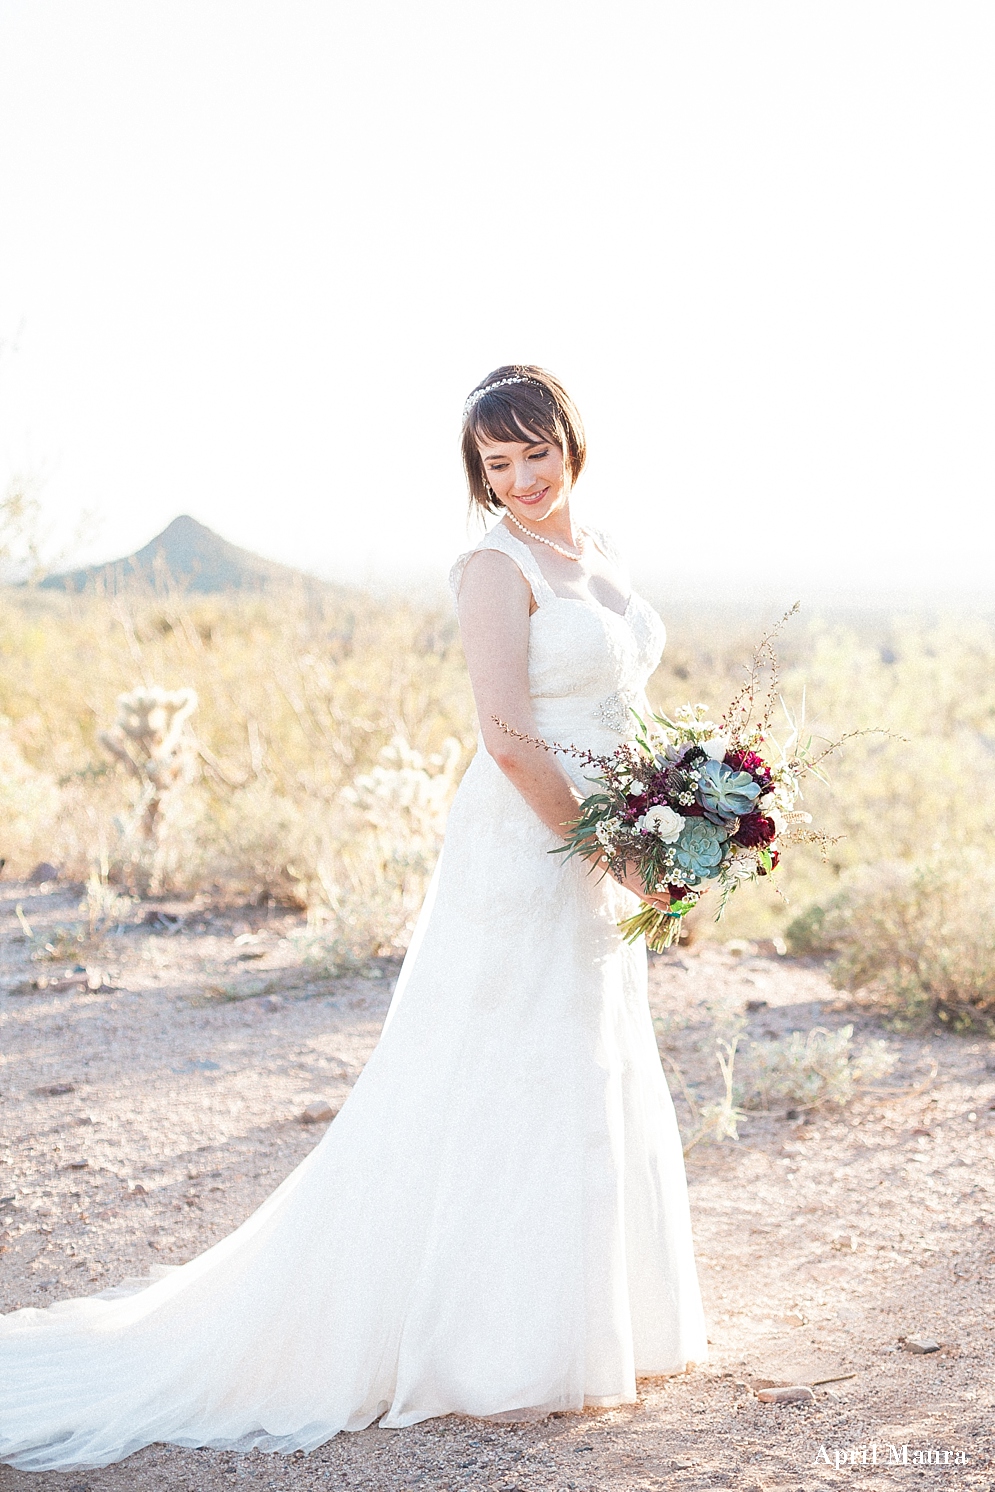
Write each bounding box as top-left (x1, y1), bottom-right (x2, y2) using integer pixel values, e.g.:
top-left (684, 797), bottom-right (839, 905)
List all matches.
top-left (501, 606), bottom-right (867, 952)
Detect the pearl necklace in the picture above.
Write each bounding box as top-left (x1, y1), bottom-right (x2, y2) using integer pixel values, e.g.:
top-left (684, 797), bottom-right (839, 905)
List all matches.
top-left (505, 509), bottom-right (586, 562)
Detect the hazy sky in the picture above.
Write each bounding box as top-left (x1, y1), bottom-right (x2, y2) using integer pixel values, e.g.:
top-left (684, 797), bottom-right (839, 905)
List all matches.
top-left (1, 1), bottom-right (992, 594)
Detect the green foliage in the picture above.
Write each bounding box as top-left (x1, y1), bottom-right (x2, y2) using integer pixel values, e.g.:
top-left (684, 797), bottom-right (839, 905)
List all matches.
top-left (0, 476), bottom-right (46, 582)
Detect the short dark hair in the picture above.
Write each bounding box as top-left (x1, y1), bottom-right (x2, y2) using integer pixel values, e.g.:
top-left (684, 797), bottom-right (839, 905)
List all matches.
top-left (461, 365), bottom-right (587, 515)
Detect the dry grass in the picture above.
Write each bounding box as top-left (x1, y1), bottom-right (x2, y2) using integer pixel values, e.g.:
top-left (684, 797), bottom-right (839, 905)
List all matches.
top-left (739, 1023), bottom-right (896, 1112)
top-left (0, 582), bottom-right (472, 968)
top-left (786, 857), bottom-right (995, 1031)
top-left (3, 581), bottom-right (994, 996)
top-left (649, 599), bottom-right (995, 932)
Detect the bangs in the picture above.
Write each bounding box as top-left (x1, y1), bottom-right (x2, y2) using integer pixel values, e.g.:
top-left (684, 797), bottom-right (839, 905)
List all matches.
top-left (467, 389), bottom-right (562, 451)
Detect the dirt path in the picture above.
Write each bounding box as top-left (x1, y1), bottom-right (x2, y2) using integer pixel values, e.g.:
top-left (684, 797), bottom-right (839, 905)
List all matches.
top-left (1, 882), bottom-right (993, 1491)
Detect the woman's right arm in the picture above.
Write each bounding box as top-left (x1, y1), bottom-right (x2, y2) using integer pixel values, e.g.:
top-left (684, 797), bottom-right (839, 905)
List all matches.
top-left (457, 549), bottom-right (582, 840)
top-left (456, 550), bottom-right (671, 909)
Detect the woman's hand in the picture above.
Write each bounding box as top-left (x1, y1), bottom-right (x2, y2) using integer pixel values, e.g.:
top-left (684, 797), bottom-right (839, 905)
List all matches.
top-left (606, 860), bottom-right (672, 910)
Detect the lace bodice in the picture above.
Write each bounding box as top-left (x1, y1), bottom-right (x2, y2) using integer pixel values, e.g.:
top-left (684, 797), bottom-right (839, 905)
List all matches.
top-left (450, 523), bottom-right (665, 751)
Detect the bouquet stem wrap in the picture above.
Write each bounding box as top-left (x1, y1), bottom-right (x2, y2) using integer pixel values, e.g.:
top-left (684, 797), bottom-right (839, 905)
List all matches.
top-left (619, 899), bottom-right (697, 952)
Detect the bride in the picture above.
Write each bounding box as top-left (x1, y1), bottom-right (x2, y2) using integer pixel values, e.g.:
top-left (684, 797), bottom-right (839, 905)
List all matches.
top-left (0, 365), bottom-right (707, 1472)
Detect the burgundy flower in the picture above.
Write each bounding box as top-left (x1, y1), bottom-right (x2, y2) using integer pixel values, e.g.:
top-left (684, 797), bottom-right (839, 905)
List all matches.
top-left (735, 812), bottom-right (776, 848)
top-left (725, 748), bottom-right (772, 785)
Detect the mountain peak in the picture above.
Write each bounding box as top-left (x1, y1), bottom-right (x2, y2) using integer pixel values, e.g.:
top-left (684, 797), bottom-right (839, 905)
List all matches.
top-left (41, 515), bottom-right (314, 594)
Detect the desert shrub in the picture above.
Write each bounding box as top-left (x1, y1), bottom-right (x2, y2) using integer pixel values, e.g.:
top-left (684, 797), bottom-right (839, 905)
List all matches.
top-left (3, 581), bottom-right (994, 964)
top-left (783, 903), bottom-right (834, 957)
top-left (0, 721), bottom-right (60, 869)
top-left (92, 686), bottom-right (200, 894)
top-left (295, 736), bottom-right (462, 972)
top-left (0, 584), bottom-right (473, 966)
top-left (741, 1024), bottom-right (895, 1111)
top-left (682, 1036), bottom-right (748, 1153)
top-left (789, 857), bottom-right (995, 1030)
top-left (644, 605), bottom-right (995, 941)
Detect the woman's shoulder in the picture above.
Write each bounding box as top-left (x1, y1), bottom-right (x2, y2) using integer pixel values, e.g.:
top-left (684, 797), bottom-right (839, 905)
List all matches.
top-left (448, 525), bottom-right (530, 607)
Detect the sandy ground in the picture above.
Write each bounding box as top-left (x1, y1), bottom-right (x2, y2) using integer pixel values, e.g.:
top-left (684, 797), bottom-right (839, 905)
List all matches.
top-left (1, 879), bottom-right (993, 1492)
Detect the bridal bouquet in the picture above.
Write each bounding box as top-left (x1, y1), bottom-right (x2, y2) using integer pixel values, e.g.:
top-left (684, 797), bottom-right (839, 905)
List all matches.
top-left (558, 701), bottom-right (812, 950)
top-left (505, 607), bottom-right (853, 951)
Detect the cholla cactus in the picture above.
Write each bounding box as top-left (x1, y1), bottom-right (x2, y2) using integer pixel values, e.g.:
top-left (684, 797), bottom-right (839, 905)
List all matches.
top-left (341, 735), bottom-right (461, 845)
top-left (302, 736), bottom-right (462, 973)
top-left (100, 686), bottom-right (198, 841)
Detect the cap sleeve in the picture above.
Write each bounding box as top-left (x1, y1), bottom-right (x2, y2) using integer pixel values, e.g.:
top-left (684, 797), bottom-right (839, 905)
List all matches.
top-left (448, 551), bottom-right (474, 608)
top-left (449, 524), bottom-right (557, 612)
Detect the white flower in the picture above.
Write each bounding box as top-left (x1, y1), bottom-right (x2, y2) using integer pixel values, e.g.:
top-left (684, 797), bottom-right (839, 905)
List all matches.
top-left (638, 805), bottom-right (685, 842)
top-left (628, 780), bottom-right (646, 795)
top-left (595, 818), bottom-right (620, 847)
top-left (726, 850), bottom-right (757, 881)
top-left (760, 790), bottom-right (795, 823)
top-left (771, 767), bottom-right (798, 808)
top-left (703, 735), bottom-right (730, 761)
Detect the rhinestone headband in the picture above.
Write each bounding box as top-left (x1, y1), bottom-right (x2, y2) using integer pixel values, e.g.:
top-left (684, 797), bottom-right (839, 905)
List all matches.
top-left (462, 375), bottom-right (544, 418)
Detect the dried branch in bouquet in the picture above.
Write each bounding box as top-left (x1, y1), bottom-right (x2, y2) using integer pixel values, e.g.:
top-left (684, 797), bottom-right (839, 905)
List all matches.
top-left (490, 716), bottom-right (605, 774)
top-left (780, 827), bottom-right (844, 860)
top-left (800, 725), bottom-right (907, 776)
top-left (721, 601), bottom-right (800, 740)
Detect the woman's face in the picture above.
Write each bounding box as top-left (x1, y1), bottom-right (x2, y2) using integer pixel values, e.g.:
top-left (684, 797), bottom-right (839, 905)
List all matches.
top-left (475, 432), bottom-right (570, 522)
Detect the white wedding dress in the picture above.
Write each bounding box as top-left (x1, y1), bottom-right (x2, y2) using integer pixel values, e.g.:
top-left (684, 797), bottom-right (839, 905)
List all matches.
top-left (0, 525), bottom-right (707, 1472)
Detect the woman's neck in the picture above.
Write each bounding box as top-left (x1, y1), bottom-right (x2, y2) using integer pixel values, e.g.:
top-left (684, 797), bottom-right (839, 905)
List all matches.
top-left (504, 501), bottom-right (581, 549)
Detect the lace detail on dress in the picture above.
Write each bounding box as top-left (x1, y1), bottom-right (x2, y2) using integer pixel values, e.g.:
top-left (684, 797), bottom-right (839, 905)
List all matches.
top-left (448, 551), bottom-right (473, 606)
top-left (585, 527), bottom-right (626, 572)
